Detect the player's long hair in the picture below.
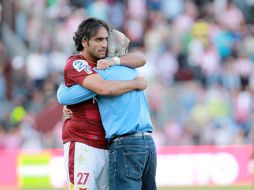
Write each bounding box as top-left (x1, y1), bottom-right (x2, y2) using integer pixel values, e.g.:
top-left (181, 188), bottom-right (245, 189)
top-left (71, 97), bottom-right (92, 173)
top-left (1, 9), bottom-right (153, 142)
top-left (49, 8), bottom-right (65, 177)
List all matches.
top-left (73, 17), bottom-right (109, 52)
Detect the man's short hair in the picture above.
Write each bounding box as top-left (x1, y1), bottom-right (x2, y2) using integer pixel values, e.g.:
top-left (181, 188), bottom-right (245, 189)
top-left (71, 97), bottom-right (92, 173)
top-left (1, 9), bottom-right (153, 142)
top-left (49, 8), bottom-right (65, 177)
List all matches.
top-left (108, 30), bottom-right (130, 57)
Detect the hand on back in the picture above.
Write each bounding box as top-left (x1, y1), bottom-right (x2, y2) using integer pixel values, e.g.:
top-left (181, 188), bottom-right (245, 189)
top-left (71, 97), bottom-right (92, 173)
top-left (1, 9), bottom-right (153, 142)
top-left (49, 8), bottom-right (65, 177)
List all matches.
top-left (134, 76), bottom-right (148, 90)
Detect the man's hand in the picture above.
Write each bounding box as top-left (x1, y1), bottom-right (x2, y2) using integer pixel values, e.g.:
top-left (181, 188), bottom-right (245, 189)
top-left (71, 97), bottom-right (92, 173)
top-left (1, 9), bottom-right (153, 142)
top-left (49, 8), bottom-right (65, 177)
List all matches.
top-left (135, 76), bottom-right (147, 90)
top-left (63, 105), bottom-right (73, 119)
top-left (97, 58), bottom-right (115, 70)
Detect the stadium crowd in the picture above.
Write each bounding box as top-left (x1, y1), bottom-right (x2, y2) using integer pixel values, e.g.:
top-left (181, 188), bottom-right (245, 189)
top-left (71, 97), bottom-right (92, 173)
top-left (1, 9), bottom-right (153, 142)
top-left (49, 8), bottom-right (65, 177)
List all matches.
top-left (0, 0), bottom-right (254, 149)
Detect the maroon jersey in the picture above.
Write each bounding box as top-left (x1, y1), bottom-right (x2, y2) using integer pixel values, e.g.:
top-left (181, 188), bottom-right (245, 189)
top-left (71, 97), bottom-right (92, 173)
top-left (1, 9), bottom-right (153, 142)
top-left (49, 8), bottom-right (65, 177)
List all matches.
top-left (63, 54), bottom-right (107, 149)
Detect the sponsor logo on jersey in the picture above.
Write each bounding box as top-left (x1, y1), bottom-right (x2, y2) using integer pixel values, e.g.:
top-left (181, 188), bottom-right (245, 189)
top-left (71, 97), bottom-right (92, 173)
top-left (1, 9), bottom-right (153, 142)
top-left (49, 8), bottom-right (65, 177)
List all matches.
top-left (73, 60), bottom-right (93, 74)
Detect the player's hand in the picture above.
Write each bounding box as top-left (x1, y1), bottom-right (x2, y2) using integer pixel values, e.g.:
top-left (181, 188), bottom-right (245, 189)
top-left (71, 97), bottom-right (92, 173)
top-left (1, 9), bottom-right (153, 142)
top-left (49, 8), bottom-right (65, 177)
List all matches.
top-left (97, 58), bottom-right (114, 70)
top-left (134, 76), bottom-right (147, 90)
top-left (63, 105), bottom-right (73, 119)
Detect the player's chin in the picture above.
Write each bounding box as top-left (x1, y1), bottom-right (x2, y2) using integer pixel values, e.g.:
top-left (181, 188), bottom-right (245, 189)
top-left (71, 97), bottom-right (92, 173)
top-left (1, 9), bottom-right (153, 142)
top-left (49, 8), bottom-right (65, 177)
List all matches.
top-left (97, 52), bottom-right (106, 58)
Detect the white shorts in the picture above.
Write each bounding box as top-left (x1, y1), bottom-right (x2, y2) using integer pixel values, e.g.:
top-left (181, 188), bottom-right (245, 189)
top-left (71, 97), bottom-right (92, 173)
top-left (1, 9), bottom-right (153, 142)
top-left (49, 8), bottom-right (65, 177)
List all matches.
top-left (64, 142), bottom-right (109, 190)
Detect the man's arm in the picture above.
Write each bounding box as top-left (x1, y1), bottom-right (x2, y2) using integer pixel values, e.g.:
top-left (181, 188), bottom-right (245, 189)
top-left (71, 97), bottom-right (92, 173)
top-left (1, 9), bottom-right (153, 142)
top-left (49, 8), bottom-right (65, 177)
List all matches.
top-left (57, 83), bottom-right (95, 105)
top-left (97, 52), bottom-right (146, 69)
top-left (119, 52), bottom-right (146, 68)
top-left (82, 74), bottom-right (146, 96)
top-left (57, 74), bottom-right (147, 105)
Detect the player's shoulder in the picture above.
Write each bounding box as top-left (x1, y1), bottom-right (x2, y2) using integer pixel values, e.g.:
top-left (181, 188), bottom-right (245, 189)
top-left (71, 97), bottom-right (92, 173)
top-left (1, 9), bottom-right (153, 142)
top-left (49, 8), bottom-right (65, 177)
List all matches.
top-left (65, 54), bottom-right (95, 75)
top-left (65, 54), bottom-right (88, 70)
top-left (66, 54), bottom-right (84, 65)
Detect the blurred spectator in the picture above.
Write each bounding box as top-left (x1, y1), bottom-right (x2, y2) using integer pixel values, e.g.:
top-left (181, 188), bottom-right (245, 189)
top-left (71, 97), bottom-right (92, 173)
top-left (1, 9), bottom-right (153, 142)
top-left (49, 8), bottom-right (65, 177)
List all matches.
top-left (86, 0), bottom-right (109, 21)
top-left (216, 0), bottom-right (245, 32)
top-left (0, 63), bottom-right (5, 100)
top-left (25, 46), bottom-right (50, 89)
top-left (108, 0), bottom-right (125, 30)
top-left (155, 46), bottom-right (179, 85)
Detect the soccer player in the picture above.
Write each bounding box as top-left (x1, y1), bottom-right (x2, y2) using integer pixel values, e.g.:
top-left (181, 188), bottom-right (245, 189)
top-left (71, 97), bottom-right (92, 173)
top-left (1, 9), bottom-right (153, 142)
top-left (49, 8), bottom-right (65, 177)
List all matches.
top-left (57, 22), bottom-right (157, 190)
top-left (60, 17), bottom-right (148, 190)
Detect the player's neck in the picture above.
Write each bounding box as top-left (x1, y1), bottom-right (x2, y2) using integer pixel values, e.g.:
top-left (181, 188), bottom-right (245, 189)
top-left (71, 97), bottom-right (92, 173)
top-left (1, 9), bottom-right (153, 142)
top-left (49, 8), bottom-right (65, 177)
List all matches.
top-left (80, 52), bottom-right (97, 65)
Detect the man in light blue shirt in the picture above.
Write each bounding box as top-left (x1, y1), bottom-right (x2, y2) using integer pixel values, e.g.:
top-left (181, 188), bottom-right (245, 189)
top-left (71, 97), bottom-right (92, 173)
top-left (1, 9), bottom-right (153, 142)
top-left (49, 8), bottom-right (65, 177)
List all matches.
top-left (57, 30), bottom-right (157, 190)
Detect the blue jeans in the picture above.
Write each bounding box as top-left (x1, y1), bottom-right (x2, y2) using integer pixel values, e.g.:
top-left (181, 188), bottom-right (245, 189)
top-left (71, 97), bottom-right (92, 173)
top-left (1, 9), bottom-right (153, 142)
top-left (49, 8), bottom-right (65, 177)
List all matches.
top-left (109, 135), bottom-right (157, 190)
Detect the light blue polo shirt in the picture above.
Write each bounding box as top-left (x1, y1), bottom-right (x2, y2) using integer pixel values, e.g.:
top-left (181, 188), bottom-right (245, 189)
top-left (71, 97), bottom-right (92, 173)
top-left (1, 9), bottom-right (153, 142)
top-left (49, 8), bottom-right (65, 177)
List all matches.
top-left (57, 66), bottom-right (153, 139)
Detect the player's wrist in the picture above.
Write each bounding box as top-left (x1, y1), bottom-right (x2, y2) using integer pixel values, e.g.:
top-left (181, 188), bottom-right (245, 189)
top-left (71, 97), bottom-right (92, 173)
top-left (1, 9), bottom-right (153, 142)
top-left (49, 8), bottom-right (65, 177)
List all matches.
top-left (112, 56), bottom-right (120, 66)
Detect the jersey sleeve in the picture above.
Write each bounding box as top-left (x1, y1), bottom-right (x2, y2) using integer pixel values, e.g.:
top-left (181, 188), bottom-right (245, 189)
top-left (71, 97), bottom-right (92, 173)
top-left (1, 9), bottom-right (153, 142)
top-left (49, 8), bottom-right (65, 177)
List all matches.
top-left (64, 59), bottom-right (97, 86)
top-left (57, 83), bottom-right (96, 105)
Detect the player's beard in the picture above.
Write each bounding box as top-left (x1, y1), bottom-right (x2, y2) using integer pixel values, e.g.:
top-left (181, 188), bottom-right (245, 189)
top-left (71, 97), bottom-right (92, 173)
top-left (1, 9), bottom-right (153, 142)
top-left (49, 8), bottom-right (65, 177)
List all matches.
top-left (87, 48), bottom-right (106, 61)
top-left (96, 49), bottom-right (107, 58)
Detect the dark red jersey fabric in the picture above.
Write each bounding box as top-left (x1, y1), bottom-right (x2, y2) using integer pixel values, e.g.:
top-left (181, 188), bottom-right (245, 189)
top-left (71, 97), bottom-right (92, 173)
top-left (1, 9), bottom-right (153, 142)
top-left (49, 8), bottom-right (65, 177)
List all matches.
top-left (63, 54), bottom-right (107, 149)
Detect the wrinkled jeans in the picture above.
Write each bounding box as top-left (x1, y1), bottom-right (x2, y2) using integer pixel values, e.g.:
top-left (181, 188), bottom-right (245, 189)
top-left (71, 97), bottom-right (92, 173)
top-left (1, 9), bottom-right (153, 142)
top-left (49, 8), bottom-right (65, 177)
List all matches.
top-left (109, 135), bottom-right (157, 190)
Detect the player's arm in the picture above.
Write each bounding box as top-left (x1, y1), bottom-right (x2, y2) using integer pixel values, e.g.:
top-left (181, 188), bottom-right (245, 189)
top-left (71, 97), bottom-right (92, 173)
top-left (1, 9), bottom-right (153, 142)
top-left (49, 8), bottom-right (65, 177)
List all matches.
top-left (57, 75), bottom-right (146, 105)
top-left (119, 52), bottom-right (146, 68)
top-left (96, 52), bottom-right (146, 69)
top-left (83, 73), bottom-right (146, 96)
top-left (61, 59), bottom-right (146, 105)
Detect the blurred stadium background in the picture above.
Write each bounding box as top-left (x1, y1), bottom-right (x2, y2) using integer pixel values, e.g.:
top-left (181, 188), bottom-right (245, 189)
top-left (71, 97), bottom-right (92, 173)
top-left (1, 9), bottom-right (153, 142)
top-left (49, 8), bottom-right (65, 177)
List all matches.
top-left (0, 0), bottom-right (254, 189)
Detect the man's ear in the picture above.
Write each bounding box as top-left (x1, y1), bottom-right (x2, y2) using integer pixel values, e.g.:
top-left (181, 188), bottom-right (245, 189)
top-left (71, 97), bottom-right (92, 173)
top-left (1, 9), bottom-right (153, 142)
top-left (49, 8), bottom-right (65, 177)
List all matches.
top-left (82, 40), bottom-right (88, 48)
